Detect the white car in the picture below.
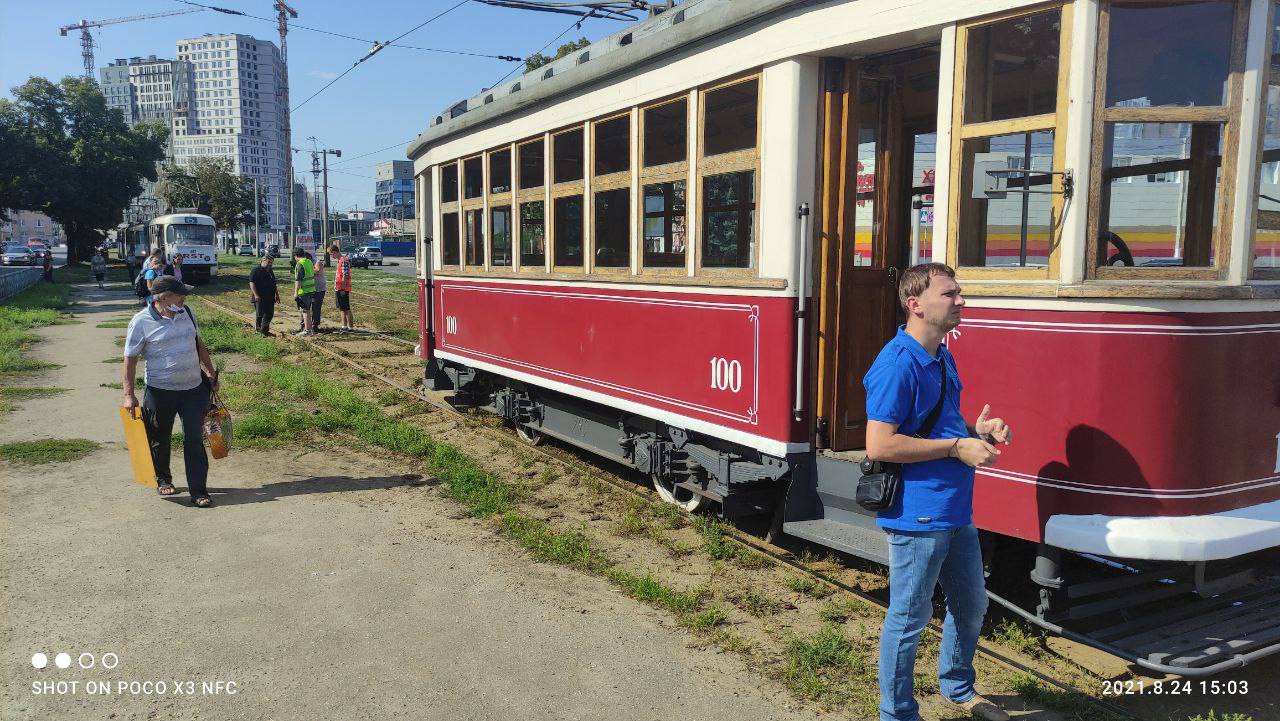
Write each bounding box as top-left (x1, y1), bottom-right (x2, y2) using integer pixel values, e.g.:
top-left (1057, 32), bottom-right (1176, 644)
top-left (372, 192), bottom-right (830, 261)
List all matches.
top-left (2, 244), bottom-right (35, 266)
top-left (357, 246), bottom-right (383, 266)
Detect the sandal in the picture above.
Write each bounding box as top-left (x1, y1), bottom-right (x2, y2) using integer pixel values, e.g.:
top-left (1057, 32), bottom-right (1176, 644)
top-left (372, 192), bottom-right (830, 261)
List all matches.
top-left (157, 482), bottom-right (177, 496)
top-left (192, 496), bottom-right (213, 508)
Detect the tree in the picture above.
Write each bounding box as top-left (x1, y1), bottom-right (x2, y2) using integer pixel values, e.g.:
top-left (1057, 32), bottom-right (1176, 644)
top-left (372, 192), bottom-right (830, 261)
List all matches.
top-left (524, 38), bottom-right (592, 72)
top-left (157, 157), bottom-right (257, 232)
top-left (0, 76), bottom-right (167, 261)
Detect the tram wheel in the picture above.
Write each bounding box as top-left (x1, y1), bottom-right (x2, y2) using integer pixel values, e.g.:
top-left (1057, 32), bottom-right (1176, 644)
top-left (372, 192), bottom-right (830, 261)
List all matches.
top-left (515, 422), bottom-right (545, 446)
top-left (652, 473), bottom-right (706, 512)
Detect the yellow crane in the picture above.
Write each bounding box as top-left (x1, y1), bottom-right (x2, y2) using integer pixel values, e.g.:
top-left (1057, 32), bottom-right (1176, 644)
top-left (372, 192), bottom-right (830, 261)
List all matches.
top-left (59, 9), bottom-right (203, 80)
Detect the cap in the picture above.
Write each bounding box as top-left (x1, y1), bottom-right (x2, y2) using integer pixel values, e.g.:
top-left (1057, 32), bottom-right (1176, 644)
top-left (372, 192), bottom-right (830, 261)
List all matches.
top-left (149, 275), bottom-right (192, 296)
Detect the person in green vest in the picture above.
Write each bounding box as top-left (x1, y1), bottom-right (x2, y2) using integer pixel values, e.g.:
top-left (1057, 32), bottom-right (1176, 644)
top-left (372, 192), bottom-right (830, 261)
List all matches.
top-left (292, 246), bottom-right (317, 337)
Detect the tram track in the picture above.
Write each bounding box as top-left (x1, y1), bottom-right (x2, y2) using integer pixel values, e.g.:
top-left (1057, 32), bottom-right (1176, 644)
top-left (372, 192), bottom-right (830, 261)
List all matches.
top-left (195, 293), bottom-right (1143, 721)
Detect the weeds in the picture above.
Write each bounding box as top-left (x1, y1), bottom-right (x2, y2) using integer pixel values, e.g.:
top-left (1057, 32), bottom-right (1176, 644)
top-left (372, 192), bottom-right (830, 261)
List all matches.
top-left (784, 574), bottom-right (835, 599)
top-left (0, 386), bottom-right (68, 412)
top-left (0, 283), bottom-right (72, 375)
top-left (95, 319), bottom-right (130, 329)
top-left (990, 618), bottom-right (1044, 657)
top-left (0, 438), bottom-right (99, 464)
top-left (498, 513), bottom-right (610, 573)
top-left (608, 568), bottom-right (707, 614)
top-left (739, 589), bottom-right (784, 617)
top-left (1001, 672), bottom-right (1126, 721)
top-left (1187, 712), bottom-right (1253, 721)
top-left (782, 624), bottom-right (869, 705)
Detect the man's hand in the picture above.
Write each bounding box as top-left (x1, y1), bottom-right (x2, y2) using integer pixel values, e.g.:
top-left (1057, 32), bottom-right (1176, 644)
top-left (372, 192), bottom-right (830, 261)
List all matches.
top-left (974, 404), bottom-right (1012, 445)
top-left (952, 437), bottom-right (1000, 468)
top-left (122, 391), bottom-right (139, 419)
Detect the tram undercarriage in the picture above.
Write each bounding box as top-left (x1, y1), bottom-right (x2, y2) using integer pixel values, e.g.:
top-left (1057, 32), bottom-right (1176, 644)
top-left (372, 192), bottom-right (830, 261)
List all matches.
top-left (430, 357), bottom-right (1280, 677)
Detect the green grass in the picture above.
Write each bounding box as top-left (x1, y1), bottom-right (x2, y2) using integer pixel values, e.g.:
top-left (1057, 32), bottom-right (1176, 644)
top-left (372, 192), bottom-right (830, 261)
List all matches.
top-left (1187, 712), bottom-right (1253, 721)
top-left (738, 588), bottom-right (784, 617)
top-left (498, 513), bottom-right (610, 573)
top-left (197, 312), bottom-right (280, 361)
top-left (96, 319), bottom-right (130, 329)
top-left (607, 568), bottom-right (708, 614)
top-left (0, 283), bottom-right (74, 375)
top-left (784, 574), bottom-right (835, 599)
top-left (990, 618), bottom-right (1044, 657)
top-left (1002, 672), bottom-right (1126, 721)
top-left (818, 599), bottom-right (872, 625)
top-left (782, 624), bottom-right (870, 706)
top-left (0, 438), bottom-right (100, 464)
top-left (0, 386), bottom-right (69, 413)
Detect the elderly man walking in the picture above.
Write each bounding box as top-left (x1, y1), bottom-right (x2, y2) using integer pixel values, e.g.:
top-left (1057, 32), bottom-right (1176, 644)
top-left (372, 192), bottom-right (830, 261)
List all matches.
top-left (863, 263), bottom-right (1012, 721)
top-left (121, 276), bottom-right (220, 508)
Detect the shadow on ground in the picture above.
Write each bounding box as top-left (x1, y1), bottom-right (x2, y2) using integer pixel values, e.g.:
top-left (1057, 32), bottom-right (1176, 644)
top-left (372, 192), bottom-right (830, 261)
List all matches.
top-left (161, 472), bottom-right (434, 507)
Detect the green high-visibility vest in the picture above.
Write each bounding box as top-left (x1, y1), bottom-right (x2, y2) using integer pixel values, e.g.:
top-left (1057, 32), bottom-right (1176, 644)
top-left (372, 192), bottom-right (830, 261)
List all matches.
top-left (295, 257), bottom-right (316, 295)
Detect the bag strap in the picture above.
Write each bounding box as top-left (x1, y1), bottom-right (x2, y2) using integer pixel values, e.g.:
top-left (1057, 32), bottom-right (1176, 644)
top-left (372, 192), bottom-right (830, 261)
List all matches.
top-left (910, 353), bottom-right (949, 439)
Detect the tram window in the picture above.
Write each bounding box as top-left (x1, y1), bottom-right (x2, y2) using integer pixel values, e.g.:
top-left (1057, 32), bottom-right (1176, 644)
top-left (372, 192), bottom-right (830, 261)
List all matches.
top-left (957, 131), bottom-right (1055, 268)
top-left (593, 188), bottom-right (630, 268)
top-left (553, 128), bottom-right (584, 184)
top-left (553, 195), bottom-right (585, 266)
top-left (441, 164), bottom-right (458, 203)
top-left (1104, 0), bottom-right (1232, 109)
top-left (701, 171), bottom-right (755, 268)
top-left (643, 180), bottom-right (686, 268)
top-left (1253, 2), bottom-right (1280, 274)
top-left (463, 157), bottom-right (483, 199)
top-left (703, 79), bottom-right (758, 157)
top-left (643, 99), bottom-right (687, 167)
top-left (1099, 122), bottom-right (1221, 268)
top-left (490, 205), bottom-right (512, 267)
top-left (594, 116), bottom-right (630, 176)
top-left (520, 200), bottom-right (545, 266)
top-left (464, 208), bottom-right (484, 266)
top-left (519, 140), bottom-right (544, 189)
top-left (441, 211), bottom-right (460, 265)
top-left (489, 149), bottom-right (512, 194)
top-left (963, 9), bottom-right (1060, 124)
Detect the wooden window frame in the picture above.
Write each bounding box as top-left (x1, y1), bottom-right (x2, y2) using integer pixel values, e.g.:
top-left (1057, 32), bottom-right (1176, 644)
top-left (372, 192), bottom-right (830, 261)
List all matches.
top-left (1251, 0), bottom-right (1280, 279)
top-left (486, 145), bottom-right (514, 271)
top-left (947, 2), bottom-right (1074, 281)
top-left (438, 161), bottom-right (461, 270)
top-left (696, 72), bottom-right (763, 278)
top-left (1084, 0), bottom-right (1248, 282)
top-left (462, 154), bottom-right (485, 203)
top-left (590, 112), bottom-right (634, 276)
top-left (639, 95), bottom-right (692, 277)
top-left (459, 153), bottom-right (485, 268)
top-left (550, 124), bottom-right (587, 274)
top-left (515, 136), bottom-right (547, 273)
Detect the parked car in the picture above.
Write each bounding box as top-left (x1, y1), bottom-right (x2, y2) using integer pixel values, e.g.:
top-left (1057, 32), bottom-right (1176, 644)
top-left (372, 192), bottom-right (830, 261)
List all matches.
top-left (238, 245), bottom-right (256, 256)
top-left (264, 244), bottom-right (280, 258)
top-left (346, 251), bottom-right (370, 269)
top-left (26, 243), bottom-right (51, 261)
top-left (357, 246), bottom-right (383, 266)
top-left (2, 244), bottom-right (36, 266)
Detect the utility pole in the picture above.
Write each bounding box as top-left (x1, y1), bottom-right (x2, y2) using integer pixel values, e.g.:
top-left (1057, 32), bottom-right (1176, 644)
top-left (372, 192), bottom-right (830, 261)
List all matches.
top-left (275, 1), bottom-right (297, 247)
top-left (308, 138), bottom-right (341, 252)
top-left (253, 177), bottom-right (261, 253)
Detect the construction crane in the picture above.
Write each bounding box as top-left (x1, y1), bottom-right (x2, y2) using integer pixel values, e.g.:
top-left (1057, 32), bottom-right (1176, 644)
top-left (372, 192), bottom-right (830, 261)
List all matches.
top-left (59, 9), bottom-right (203, 80)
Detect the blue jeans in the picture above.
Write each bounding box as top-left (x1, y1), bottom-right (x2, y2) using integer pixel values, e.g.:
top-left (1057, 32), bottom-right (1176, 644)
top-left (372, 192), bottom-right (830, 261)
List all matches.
top-left (879, 525), bottom-right (987, 721)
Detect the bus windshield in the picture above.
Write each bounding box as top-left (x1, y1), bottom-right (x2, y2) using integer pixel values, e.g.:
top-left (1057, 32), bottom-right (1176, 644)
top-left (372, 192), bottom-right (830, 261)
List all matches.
top-left (167, 224), bottom-right (215, 245)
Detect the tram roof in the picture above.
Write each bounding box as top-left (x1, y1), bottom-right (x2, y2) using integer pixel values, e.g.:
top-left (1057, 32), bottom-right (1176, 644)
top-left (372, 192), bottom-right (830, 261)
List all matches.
top-left (407, 0), bottom-right (798, 161)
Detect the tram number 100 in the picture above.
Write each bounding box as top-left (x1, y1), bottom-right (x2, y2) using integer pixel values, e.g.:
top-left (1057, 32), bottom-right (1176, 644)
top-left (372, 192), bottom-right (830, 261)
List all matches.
top-left (709, 357), bottom-right (742, 393)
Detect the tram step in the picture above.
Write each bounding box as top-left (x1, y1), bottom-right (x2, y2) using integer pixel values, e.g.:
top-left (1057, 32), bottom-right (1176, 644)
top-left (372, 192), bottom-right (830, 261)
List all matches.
top-left (784, 515), bottom-right (889, 566)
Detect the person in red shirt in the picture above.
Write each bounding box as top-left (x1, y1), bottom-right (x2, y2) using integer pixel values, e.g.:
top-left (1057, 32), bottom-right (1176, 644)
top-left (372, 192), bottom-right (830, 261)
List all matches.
top-left (331, 243), bottom-right (355, 332)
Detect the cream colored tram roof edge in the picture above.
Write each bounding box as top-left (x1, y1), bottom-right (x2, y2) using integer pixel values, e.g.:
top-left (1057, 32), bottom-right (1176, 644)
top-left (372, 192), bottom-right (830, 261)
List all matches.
top-left (406, 0), bottom-right (799, 161)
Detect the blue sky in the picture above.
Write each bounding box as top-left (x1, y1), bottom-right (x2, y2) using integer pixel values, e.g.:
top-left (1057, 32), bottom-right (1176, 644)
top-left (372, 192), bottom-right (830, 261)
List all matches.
top-left (0, 0), bottom-right (617, 212)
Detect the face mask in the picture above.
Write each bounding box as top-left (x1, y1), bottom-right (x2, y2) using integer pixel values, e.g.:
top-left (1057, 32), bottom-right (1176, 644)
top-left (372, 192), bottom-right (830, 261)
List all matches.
top-left (167, 304), bottom-right (183, 313)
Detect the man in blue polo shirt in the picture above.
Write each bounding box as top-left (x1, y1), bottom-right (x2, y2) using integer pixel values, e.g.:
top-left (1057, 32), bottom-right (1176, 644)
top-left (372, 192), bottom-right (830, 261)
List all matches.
top-left (864, 263), bottom-right (1012, 721)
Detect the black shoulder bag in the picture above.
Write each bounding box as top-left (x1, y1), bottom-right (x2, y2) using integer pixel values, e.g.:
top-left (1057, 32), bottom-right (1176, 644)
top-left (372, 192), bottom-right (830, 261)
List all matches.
top-left (855, 355), bottom-right (949, 512)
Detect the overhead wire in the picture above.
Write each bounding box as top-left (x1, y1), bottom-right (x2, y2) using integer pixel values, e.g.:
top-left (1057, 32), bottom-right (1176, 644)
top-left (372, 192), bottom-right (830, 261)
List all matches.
top-left (172, 0), bottom-right (520, 60)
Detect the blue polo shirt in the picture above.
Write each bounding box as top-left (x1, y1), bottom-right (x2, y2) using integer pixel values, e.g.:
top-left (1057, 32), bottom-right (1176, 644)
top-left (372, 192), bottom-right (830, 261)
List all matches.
top-left (863, 326), bottom-right (973, 531)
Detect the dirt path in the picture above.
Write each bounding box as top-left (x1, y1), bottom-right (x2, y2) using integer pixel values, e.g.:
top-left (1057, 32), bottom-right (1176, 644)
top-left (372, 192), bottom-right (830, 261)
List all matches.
top-left (0, 285), bottom-right (812, 721)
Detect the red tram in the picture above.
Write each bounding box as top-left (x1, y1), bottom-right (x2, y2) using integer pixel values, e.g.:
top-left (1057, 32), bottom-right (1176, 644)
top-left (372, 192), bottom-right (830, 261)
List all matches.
top-left (408, 0), bottom-right (1280, 675)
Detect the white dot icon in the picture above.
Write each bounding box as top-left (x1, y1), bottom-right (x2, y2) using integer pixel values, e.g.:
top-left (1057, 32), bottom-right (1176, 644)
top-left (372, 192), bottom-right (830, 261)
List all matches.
top-left (54, 653), bottom-right (71, 669)
top-left (31, 653), bottom-right (48, 669)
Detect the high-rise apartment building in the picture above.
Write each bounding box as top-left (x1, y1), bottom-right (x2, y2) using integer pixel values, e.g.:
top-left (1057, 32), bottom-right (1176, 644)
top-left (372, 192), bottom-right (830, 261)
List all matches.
top-left (375, 160), bottom-right (415, 220)
top-left (171, 33), bottom-right (289, 231)
top-left (100, 56), bottom-right (193, 212)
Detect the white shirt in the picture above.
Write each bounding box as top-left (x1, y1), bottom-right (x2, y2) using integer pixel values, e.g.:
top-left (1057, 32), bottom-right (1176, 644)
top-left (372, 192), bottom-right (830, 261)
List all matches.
top-left (123, 305), bottom-right (202, 391)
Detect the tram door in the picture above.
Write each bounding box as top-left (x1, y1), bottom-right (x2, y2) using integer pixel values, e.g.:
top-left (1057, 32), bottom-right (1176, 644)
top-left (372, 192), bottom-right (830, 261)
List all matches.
top-left (815, 49), bottom-right (939, 451)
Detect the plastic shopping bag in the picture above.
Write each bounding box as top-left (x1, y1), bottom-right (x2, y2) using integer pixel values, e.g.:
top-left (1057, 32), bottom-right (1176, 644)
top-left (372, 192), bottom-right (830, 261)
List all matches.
top-left (204, 394), bottom-right (233, 459)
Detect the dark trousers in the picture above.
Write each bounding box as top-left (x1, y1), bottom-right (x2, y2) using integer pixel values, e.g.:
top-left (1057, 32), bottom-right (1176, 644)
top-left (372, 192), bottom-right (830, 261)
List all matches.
top-left (311, 290), bottom-right (325, 329)
top-left (42, 267), bottom-right (54, 283)
top-left (142, 383), bottom-right (211, 498)
top-left (254, 299), bottom-right (275, 334)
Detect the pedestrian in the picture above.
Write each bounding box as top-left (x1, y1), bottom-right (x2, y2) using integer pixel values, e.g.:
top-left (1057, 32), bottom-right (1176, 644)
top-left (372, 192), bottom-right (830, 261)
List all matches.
top-left (171, 253), bottom-right (184, 283)
top-left (121, 275), bottom-right (220, 508)
top-left (249, 254), bottom-right (280, 336)
top-left (91, 250), bottom-right (107, 289)
top-left (41, 252), bottom-right (54, 283)
top-left (331, 243), bottom-right (355, 332)
top-left (141, 251), bottom-right (164, 305)
top-left (863, 263), bottom-right (1012, 721)
top-left (292, 246), bottom-right (316, 337)
top-left (311, 247), bottom-right (327, 331)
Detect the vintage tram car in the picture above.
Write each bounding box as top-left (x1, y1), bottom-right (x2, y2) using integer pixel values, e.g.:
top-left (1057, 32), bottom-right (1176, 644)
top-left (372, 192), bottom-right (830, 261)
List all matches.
top-left (408, 0), bottom-right (1280, 675)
